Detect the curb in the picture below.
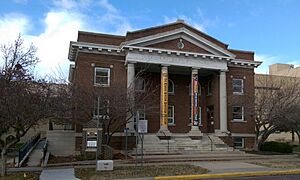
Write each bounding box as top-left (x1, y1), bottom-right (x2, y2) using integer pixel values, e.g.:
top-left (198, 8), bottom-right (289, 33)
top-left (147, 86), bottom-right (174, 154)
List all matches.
top-left (154, 169), bottom-right (300, 180)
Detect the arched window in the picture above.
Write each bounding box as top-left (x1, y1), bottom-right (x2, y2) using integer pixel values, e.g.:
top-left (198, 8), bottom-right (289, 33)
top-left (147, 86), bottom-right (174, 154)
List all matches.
top-left (168, 79), bottom-right (174, 94)
top-left (135, 77), bottom-right (145, 91)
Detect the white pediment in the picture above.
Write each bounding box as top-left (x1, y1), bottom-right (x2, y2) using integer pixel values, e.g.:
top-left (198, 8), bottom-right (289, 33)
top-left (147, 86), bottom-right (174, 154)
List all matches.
top-left (123, 27), bottom-right (236, 58)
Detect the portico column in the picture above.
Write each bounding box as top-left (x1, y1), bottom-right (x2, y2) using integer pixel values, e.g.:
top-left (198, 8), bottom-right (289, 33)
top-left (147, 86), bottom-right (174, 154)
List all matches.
top-left (157, 65), bottom-right (171, 138)
top-left (219, 70), bottom-right (228, 133)
top-left (188, 68), bottom-right (202, 139)
top-left (126, 63), bottom-right (135, 132)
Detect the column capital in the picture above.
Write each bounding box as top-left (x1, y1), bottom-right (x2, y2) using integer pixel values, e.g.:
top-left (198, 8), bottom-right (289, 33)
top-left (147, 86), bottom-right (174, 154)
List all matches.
top-left (220, 69), bottom-right (229, 73)
top-left (161, 64), bottom-right (170, 67)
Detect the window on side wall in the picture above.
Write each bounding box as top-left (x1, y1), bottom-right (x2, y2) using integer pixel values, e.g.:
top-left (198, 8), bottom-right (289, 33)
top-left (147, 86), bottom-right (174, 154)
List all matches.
top-left (233, 137), bottom-right (244, 149)
top-left (207, 80), bottom-right (212, 95)
top-left (232, 106), bottom-right (244, 121)
top-left (135, 78), bottom-right (145, 92)
top-left (168, 79), bottom-right (175, 94)
top-left (168, 105), bottom-right (175, 125)
top-left (94, 67), bottom-right (110, 86)
top-left (233, 79), bottom-right (244, 94)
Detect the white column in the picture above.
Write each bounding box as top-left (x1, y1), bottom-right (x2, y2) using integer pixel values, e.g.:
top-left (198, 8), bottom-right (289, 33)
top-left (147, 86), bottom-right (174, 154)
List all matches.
top-left (126, 63), bottom-right (135, 132)
top-left (219, 70), bottom-right (228, 133)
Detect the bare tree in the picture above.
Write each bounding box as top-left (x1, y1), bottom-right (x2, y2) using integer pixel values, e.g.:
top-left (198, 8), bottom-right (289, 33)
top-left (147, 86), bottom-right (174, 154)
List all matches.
top-left (70, 68), bottom-right (159, 147)
top-left (254, 74), bottom-right (300, 150)
top-left (0, 35), bottom-right (51, 176)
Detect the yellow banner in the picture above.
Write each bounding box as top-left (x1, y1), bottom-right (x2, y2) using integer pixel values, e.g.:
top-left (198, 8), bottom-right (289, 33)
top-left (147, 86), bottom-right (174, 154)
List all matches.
top-left (161, 69), bottom-right (168, 126)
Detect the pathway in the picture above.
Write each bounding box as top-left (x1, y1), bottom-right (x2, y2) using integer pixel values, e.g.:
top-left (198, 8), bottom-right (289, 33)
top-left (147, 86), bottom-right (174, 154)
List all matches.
top-left (39, 167), bottom-right (80, 180)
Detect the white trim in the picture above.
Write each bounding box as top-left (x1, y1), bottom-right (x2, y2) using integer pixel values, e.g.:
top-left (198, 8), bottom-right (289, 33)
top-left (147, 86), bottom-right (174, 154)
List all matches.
top-left (233, 78), bottom-right (244, 94)
top-left (94, 67), bottom-right (110, 86)
top-left (232, 106), bottom-right (244, 121)
top-left (126, 51), bottom-right (228, 71)
top-left (123, 27), bottom-right (236, 58)
top-left (168, 79), bottom-right (175, 94)
top-left (168, 105), bottom-right (175, 125)
top-left (230, 59), bottom-right (262, 68)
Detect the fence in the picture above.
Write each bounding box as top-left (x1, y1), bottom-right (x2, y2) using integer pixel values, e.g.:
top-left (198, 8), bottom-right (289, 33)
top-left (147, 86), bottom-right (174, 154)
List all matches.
top-left (18, 133), bottom-right (40, 165)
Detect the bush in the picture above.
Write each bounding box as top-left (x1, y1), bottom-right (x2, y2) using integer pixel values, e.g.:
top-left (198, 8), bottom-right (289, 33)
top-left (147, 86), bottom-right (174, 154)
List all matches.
top-left (261, 141), bottom-right (293, 153)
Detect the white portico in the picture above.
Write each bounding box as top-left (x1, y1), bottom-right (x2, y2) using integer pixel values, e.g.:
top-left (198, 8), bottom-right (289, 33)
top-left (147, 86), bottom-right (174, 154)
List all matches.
top-left (123, 26), bottom-right (237, 137)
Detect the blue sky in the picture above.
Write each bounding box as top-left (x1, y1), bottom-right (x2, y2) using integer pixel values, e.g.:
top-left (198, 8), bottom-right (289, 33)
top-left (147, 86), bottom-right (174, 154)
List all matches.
top-left (0, 0), bottom-right (300, 77)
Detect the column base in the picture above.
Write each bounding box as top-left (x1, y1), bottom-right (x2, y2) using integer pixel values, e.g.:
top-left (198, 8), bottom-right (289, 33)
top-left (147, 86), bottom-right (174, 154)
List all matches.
top-left (188, 126), bottom-right (203, 140)
top-left (156, 125), bottom-right (172, 140)
top-left (214, 129), bottom-right (231, 137)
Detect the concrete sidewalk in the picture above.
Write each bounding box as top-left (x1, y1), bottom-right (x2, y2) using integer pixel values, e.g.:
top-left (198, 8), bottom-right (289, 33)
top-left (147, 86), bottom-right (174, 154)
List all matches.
top-left (39, 167), bottom-right (80, 180)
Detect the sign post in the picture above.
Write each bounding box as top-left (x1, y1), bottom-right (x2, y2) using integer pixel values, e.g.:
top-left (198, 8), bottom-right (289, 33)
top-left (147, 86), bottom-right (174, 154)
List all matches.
top-left (138, 119), bottom-right (148, 167)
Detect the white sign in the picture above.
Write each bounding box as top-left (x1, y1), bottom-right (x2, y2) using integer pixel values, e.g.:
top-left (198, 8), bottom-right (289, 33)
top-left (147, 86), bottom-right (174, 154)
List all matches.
top-left (138, 120), bottom-right (148, 133)
top-left (97, 160), bottom-right (113, 171)
top-left (87, 140), bottom-right (97, 147)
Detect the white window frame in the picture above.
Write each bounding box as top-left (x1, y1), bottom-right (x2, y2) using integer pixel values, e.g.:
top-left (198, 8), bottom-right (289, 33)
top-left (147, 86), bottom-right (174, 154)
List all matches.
top-left (135, 77), bottom-right (145, 92)
top-left (168, 79), bottom-right (175, 94)
top-left (233, 78), bottom-right (244, 94)
top-left (232, 106), bottom-right (244, 121)
top-left (168, 105), bottom-right (175, 125)
top-left (94, 67), bottom-right (110, 86)
top-left (233, 137), bottom-right (244, 149)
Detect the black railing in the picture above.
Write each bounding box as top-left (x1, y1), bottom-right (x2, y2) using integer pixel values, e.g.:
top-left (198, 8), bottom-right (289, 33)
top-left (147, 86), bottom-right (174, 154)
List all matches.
top-left (18, 133), bottom-right (40, 165)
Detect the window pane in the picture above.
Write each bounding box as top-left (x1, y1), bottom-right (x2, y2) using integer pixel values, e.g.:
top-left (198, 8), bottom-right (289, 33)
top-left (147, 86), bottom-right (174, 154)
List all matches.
top-left (99, 77), bottom-right (109, 85)
top-left (168, 80), bottom-right (174, 93)
top-left (96, 68), bottom-right (109, 76)
top-left (135, 78), bottom-right (145, 91)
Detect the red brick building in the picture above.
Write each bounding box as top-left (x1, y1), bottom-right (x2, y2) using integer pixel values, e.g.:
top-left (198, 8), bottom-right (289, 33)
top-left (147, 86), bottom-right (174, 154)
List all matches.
top-left (68, 20), bottom-right (261, 154)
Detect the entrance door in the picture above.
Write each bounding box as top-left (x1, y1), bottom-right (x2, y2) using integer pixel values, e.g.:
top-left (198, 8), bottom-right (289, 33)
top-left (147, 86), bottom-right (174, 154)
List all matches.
top-left (206, 105), bottom-right (214, 133)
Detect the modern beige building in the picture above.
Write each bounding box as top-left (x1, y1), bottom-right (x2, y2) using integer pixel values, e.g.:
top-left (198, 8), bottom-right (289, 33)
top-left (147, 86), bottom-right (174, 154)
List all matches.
top-left (269, 63), bottom-right (300, 77)
top-left (255, 63), bottom-right (300, 144)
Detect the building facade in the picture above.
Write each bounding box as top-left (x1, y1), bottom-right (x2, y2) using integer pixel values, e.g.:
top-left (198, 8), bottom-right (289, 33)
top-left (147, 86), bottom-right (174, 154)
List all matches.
top-left (68, 20), bottom-right (261, 153)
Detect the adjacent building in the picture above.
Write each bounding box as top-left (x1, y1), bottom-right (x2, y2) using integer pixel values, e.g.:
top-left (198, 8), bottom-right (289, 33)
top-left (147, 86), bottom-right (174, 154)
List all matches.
top-left (68, 20), bottom-right (261, 154)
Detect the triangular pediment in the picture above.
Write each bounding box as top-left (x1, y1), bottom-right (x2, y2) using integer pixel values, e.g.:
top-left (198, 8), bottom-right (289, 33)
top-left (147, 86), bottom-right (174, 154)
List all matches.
top-left (123, 27), bottom-right (236, 58)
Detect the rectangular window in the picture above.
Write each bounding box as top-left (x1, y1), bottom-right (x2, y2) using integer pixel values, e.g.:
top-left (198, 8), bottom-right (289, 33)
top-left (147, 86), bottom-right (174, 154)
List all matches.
top-left (93, 97), bottom-right (109, 118)
top-left (233, 137), bottom-right (244, 148)
top-left (168, 105), bottom-right (175, 125)
top-left (207, 80), bottom-right (212, 95)
top-left (232, 106), bottom-right (244, 121)
top-left (94, 67), bottom-right (110, 86)
top-left (233, 79), bottom-right (244, 94)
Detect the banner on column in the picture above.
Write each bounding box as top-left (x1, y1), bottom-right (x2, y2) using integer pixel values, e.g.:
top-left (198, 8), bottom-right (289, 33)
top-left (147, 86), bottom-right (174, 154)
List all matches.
top-left (161, 68), bottom-right (168, 126)
top-left (192, 73), bottom-right (199, 126)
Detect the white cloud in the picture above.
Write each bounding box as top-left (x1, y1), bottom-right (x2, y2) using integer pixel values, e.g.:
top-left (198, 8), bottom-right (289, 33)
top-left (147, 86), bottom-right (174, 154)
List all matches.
top-left (0, 13), bottom-right (30, 44)
top-left (1, 0), bottom-right (133, 78)
top-left (31, 11), bottom-right (84, 77)
top-left (99, 0), bottom-right (117, 13)
top-left (254, 54), bottom-right (281, 74)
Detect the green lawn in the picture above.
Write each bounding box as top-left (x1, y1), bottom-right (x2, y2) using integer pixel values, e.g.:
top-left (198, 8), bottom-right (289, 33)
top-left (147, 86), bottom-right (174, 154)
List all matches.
top-left (75, 164), bottom-right (208, 180)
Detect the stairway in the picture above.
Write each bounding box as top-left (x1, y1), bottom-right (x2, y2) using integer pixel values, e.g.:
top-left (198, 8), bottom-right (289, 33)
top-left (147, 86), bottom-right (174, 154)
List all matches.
top-left (131, 133), bottom-right (233, 155)
top-left (27, 139), bottom-right (46, 167)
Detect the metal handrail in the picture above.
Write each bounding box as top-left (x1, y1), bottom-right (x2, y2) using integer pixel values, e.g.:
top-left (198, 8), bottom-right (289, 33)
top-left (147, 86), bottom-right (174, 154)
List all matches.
top-left (205, 133), bottom-right (213, 151)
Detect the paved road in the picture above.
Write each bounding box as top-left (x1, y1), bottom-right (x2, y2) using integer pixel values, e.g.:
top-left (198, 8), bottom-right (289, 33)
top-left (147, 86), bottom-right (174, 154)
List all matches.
top-left (205, 174), bottom-right (300, 179)
top-left (39, 167), bottom-right (80, 180)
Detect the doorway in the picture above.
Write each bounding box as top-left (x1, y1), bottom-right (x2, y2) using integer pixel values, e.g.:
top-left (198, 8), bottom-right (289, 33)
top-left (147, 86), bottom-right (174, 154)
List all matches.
top-left (206, 105), bottom-right (214, 133)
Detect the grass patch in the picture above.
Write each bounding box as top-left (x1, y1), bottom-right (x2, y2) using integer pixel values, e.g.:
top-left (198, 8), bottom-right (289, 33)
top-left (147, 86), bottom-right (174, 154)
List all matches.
top-left (75, 164), bottom-right (208, 180)
top-left (1, 172), bottom-right (40, 180)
